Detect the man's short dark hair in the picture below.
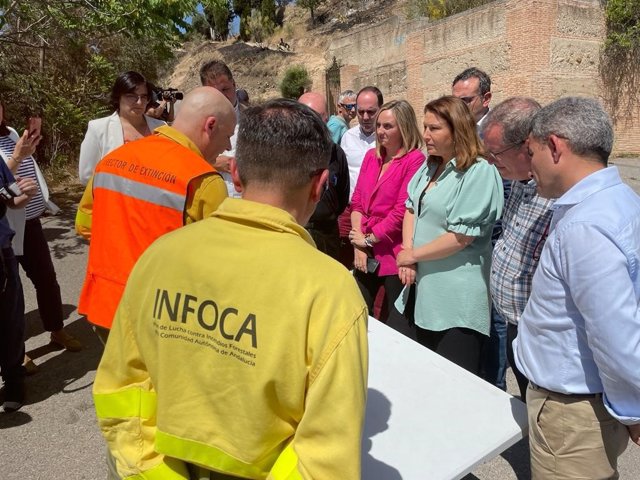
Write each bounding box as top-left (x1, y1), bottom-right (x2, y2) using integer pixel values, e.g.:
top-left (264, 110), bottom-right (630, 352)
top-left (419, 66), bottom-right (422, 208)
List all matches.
top-left (452, 67), bottom-right (491, 96)
top-left (481, 97), bottom-right (541, 145)
top-left (356, 86), bottom-right (384, 107)
top-left (200, 60), bottom-right (234, 86)
top-left (530, 97), bottom-right (613, 165)
top-left (236, 99), bottom-right (332, 190)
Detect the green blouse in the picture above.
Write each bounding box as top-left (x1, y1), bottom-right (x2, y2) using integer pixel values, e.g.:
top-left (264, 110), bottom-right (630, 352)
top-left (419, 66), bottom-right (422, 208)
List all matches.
top-left (403, 157), bottom-right (503, 335)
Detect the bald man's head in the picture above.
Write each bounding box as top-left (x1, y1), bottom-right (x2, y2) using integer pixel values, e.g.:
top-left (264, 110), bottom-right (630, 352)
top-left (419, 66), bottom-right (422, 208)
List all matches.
top-left (172, 87), bottom-right (236, 163)
top-left (298, 92), bottom-right (328, 123)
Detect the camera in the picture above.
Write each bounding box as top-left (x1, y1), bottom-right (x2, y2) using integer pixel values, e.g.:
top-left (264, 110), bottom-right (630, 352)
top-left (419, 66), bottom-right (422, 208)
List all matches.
top-left (154, 87), bottom-right (183, 103)
top-left (0, 181), bottom-right (22, 201)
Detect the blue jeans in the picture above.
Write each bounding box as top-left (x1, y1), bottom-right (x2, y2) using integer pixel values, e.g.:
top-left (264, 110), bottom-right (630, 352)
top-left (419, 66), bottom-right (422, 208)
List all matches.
top-left (480, 306), bottom-right (507, 390)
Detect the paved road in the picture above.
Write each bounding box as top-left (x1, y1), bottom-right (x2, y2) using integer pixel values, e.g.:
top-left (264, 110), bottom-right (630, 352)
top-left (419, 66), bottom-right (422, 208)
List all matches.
top-left (1, 167), bottom-right (639, 479)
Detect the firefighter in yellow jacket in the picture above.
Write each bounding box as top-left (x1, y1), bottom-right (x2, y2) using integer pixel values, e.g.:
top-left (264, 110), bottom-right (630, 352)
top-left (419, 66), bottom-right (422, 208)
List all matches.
top-left (78, 87), bottom-right (236, 331)
top-left (93, 99), bottom-right (369, 479)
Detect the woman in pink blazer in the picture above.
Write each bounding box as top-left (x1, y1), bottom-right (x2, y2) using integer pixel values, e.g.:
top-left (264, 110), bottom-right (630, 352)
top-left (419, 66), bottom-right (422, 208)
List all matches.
top-left (349, 99), bottom-right (425, 322)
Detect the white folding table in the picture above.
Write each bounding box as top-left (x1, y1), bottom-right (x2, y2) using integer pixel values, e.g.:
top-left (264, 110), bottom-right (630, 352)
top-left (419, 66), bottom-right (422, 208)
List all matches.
top-left (362, 318), bottom-right (528, 480)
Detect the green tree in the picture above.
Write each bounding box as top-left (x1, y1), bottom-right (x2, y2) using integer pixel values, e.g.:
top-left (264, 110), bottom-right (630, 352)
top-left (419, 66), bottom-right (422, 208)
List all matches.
top-left (261, 0), bottom-right (277, 28)
top-left (233, 0), bottom-right (253, 41)
top-left (274, 0), bottom-right (291, 27)
top-left (187, 12), bottom-right (215, 40)
top-left (280, 65), bottom-right (311, 99)
top-left (298, 0), bottom-right (325, 25)
top-left (246, 10), bottom-right (275, 43)
top-left (600, 0), bottom-right (640, 124)
top-left (203, 0), bottom-right (234, 40)
top-left (0, 0), bottom-right (200, 169)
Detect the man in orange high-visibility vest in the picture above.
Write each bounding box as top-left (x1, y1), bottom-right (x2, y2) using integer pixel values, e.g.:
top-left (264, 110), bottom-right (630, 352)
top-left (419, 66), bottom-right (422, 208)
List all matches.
top-left (78, 87), bottom-right (236, 332)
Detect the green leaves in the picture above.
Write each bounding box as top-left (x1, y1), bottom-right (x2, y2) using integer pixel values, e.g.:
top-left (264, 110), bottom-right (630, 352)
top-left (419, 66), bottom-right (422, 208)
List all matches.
top-left (600, 0), bottom-right (640, 123)
top-left (202, 0), bottom-right (234, 40)
top-left (0, 0), bottom-right (201, 168)
top-left (280, 65), bottom-right (311, 99)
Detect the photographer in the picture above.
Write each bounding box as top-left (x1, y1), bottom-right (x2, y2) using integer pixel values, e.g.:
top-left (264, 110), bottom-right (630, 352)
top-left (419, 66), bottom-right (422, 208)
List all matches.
top-left (0, 130), bottom-right (37, 412)
top-left (1, 99), bottom-right (82, 364)
top-left (145, 87), bottom-right (182, 123)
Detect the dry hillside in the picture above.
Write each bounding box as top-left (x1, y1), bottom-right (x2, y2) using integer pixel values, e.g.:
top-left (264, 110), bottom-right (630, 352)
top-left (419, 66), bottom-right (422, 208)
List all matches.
top-left (164, 0), bottom-right (400, 101)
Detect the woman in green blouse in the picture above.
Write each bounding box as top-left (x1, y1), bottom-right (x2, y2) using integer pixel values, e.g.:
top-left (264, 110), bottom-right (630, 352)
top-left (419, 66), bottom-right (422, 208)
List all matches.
top-left (396, 96), bottom-right (503, 374)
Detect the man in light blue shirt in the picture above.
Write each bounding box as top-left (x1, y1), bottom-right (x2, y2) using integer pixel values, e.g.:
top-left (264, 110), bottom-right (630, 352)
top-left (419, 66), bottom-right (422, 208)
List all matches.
top-left (327, 89), bottom-right (356, 145)
top-left (515, 97), bottom-right (640, 478)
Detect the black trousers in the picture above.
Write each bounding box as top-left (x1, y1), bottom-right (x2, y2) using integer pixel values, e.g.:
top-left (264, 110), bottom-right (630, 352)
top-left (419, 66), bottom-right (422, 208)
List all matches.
top-left (415, 326), bottom-right (485, 376)
top-left (17, 217), bottom-right (64, 332)
top-left (353, 269), bottom-right (404, 325)
top-left (507, 322), bottom-right (530, 401)
top-left (0, 247), bottom-right (25, 383)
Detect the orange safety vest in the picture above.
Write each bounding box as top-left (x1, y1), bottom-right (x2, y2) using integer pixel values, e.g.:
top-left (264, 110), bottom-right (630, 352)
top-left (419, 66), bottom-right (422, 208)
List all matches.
top-left (78, 134), bottom-right (216, 329)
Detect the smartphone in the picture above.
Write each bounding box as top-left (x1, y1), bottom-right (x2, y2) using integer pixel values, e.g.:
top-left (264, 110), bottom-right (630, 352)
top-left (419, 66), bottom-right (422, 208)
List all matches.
top-left (7, 181), bottom-right (22, 197)
top-left (0, 182), bottom-right (22, 200)
top-left (27, 116), bottom-right (42, 138)
top-left (366, 257), bottom-right (380, 274)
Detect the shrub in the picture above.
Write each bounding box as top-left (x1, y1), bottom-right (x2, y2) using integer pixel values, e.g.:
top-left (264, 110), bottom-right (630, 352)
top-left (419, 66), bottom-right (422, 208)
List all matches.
top-left (280, 65), bottom-right (311, 99)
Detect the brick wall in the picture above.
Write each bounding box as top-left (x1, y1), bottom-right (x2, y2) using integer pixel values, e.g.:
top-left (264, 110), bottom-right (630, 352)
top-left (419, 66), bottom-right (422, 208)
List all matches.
top-left (327, 0), bottom-right (640, 154)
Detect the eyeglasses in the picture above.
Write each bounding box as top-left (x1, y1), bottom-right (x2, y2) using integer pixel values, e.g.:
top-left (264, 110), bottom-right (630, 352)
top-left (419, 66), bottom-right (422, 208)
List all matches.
top-left (459, 94), bottom-right (480, 104)
top-left (357, 109), bottom-right (379, 118)
top-left (340, 103), bottom-right (356, 111)
top-left (487, 141), bottom-right (525, 162)
top-left (123, 94), bottom-right (149, 103)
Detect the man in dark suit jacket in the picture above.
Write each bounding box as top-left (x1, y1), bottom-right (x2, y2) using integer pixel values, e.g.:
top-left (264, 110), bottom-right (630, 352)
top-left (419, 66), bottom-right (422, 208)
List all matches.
top-left (299, 92), bottom-right (350, 260)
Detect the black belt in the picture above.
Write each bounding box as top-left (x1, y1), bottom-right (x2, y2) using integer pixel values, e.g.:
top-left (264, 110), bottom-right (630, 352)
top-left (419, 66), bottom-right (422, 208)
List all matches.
top-left (529, 382), bottom-right (601, 399)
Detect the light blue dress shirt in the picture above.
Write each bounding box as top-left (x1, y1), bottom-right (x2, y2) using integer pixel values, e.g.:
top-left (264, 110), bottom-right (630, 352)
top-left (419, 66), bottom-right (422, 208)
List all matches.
top-left (514, 166), bottom-right (640, 425)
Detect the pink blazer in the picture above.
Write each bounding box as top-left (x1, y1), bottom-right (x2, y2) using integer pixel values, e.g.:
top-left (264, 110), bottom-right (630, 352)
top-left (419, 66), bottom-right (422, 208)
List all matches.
top-left (351, 148), bottom-right (426, 276)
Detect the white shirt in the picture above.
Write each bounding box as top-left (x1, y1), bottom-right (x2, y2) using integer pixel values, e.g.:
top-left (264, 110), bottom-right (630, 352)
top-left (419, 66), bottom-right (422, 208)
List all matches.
top-left (221, 101), bottom-right (242, 199)
top-left (340, 125), bottom-right (376, 201)
top-left (514, 167), bottom-right (640, 425)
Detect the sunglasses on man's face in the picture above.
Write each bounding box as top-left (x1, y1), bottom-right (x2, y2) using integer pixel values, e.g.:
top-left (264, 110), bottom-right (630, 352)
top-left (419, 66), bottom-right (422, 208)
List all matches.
top-left (340, 103), bottom-right (356, 111)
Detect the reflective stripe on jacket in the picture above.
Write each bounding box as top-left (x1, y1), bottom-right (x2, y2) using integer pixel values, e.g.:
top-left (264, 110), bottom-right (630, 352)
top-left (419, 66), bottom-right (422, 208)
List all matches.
top-left (78, 134), bottom-right (216, 329)
top-left (93, 199), bottom-right (369, 479)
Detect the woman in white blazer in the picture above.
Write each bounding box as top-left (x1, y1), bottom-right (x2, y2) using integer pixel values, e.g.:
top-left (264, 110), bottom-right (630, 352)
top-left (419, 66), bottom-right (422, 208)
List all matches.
top-left (78, 71), bottom-right (165, 185)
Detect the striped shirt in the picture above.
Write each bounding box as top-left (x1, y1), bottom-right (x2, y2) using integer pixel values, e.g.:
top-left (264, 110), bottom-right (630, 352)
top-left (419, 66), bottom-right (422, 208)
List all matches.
top-left (490, 180), bottom-right (554, 325)
top-left (0, 135), bottom-right (46, 220)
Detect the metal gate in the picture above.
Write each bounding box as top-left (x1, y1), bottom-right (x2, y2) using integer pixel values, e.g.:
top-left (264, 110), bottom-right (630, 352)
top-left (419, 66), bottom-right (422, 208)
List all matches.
top-left (325, 57), bottom-right (341, 116)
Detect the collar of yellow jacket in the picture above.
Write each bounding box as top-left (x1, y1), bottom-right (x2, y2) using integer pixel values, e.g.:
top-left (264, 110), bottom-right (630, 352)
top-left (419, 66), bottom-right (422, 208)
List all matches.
top-left (211, 198), bottom-right (316, 248)
top-left (155, 125), bottom-right (203, 157)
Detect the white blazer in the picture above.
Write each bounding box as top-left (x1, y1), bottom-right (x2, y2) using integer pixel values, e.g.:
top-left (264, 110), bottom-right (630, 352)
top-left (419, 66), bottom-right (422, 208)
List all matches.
top-left (78, 111), bottom-right (165, 185)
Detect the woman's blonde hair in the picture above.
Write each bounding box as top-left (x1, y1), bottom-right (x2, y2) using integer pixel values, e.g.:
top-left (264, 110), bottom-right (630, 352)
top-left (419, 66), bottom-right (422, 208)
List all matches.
top-left (375, 99), bottom-right (424, 159)
top-left (423, 96), bottom-right (485, 171)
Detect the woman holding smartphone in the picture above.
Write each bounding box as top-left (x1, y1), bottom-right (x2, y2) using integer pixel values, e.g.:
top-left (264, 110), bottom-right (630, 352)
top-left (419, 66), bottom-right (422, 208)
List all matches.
top-left (78, 71), bottom-right (165, 185)
top-left (349, 99), bottom-right (425, 324)
top-left (0, 100), bottom-right (82, 363)
top-left (396, 96), bottom-right (503, 374)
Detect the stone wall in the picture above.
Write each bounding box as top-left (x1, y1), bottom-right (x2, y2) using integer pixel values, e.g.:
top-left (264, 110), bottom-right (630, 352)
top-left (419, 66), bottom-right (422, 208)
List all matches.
top-left (327, 0), bottom-right (640, 154)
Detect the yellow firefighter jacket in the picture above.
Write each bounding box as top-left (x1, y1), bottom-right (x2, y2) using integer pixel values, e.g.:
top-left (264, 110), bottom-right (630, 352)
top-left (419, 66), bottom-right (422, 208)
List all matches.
top-left (93, 198), bottom-right (369, 480)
